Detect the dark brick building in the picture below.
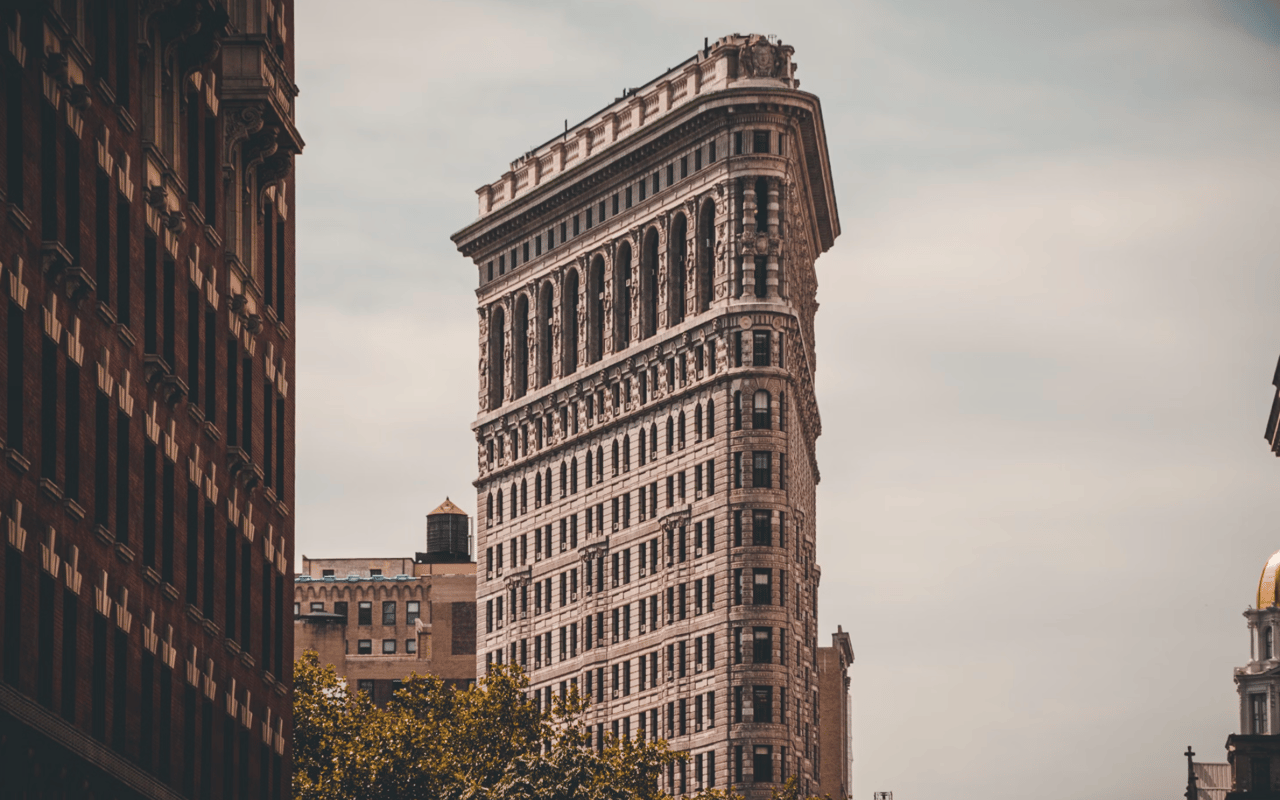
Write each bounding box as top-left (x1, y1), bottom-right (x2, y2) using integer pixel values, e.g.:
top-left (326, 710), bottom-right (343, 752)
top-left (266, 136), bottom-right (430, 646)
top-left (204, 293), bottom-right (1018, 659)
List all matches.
top-left (0, 2), bottom-right (301, 798)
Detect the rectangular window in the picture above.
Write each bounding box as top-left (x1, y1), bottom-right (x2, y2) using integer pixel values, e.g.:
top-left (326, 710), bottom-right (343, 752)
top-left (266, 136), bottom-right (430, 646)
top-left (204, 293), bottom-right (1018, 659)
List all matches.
top-left (357, 640), bottom-right (372, 655)
top-left (625, 187), bottom-right (633, 208)
top-left (753, 130), bottom-right (771, 154)
top-left (734, 131), bottom-right (743, 155)
top-left (573, 215), bottom-right (580, 236)
top-left (309, 602), bottom-right (324, 612)
top-left (523, 242), bottom-right (529, 262)
top-left (709, 139), bottom-right (717, 162)
top-left (600, 199), bottom-right (607, 220)
top-left (535, 236), bottom-right (542, 256)
top-left (753, 510), bottom-right (772, 547)
top-left (382, 639), bottom-right (396, 654)
top-left (680, 156), bottom-right (688, 179)
top-left (639, 178), bottom-right (646, 201)
top-left (753, 451), bottom-right (772, 488)
top-left (753, 746), bottom-right (773, 783)
top-left (560, 221), bottom-right (567, 242)
top-left (406, 638), bottom-right (417, 654)
top-left (358, 602), bottom-right (372, 626)
top-left (652, 172), bottom-right (659, 194)
top-left (666, 164), bottom-right (674, 186)
top-left (382, 601), bottom-right (396, 626)
top-left (695, 148), bottom-right (703, 171)
top-left (753, 331), bottom-right (771, 366)
top-left (753, 570), bottom-right (772, 606)
top-left (406, 601), bottom-right (420, 624)
top-left (753, 626), bottom-right (772, 663)
top-left (334, 601), bottom-right (348, 622)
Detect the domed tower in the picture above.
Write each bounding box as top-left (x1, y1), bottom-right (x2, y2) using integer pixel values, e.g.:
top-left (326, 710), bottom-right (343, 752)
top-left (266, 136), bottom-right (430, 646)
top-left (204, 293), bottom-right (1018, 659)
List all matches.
top-left (1221, 550), bottom-right (1280, 796)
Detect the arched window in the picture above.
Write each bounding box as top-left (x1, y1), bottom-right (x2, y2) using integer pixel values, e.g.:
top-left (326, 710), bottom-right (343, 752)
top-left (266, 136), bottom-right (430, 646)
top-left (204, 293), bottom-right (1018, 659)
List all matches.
top-left (753, 390), bottom-right (771, 430)
top-left (678, 411), bottom-right (686, 448)
top-left (697, 200), bottom-right (715, 313)
top-left (639, 429), bottom-right (647, 465)
top-left (535, 472), bottom-right (542, 507)
top-left (589, 255), bottom-right (606, 363)
top-left (670, 213), bottom-right (688, 326)
top-left (650, 423), bottom-right (658, 458)
top-left (622, 435), bottom-right (631, 471)
top-left (510, 431), bottom-right (519, 461)
top-left (510, 484), bottom-right (517, 519)
top-left (520, 479), bottom-right (528, 513)
top-left (1267, 627), bottom-right (1275, 660)
top-left (596, 446), bottom-right (604, 481)
top-left (488, 305), bottom-right (506, 409)
top-left (707, 399), bottom-right (716, 435)
top-left (733, 391), bottom-right (742, 431)
top-left (585, 451), bottom-right (594, 488)
top-left (615, 242), bottom-right (632, 351)
top-left (642, 227), bottom-right (659, 338)
top-left (545, 468), bottom-right (552, 504)
top-left (487, 439), bottom-right (494, 465)
top-left (570, 457), bottom-right (578, 493)
top-left (666, 416), bottom-right (675, 454)
top-left (779, 392), bottom-right (786, 432)
top-left (486, 492), bottom-right (494, 527)
top-left (695, 403), bottom-right (704, 440)
top-left (563, 269), bottom-right (580, 375)
top-left (513, 294), bottom-right (529, 398)
top-left (612, 440), bottom-right (620, 476)
top-left (560, 461), bottom-right (568, 497)
top-left (496, 489), bottom-right (504, 523)
top-left (538, 281), bottom-right (554, 387)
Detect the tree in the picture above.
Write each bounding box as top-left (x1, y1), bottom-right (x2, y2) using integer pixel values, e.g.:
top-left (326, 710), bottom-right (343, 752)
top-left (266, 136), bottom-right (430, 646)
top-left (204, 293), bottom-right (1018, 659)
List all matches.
top-left (295, 651), bottom-right (694, 800)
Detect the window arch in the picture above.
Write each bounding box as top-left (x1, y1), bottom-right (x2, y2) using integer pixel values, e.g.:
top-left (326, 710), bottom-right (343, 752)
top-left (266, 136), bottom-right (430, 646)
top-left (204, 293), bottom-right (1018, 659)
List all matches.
top-left (669, 213), bottom-right (688, 326)
top-left (510, 483), bottom-right (517, 519)
top-left (678, 411), bottom-right (687, 448)
top-left (695, 403), bottom-right (704, 440)
top-left (639, 428), bottom-right (647, 465)
top-left (513, 294), bottom-right (529, 398)
top-left (615, 242), bottom-right (632, 351)
top-left (537, 281), bottom-right (554, 387)
top-left (535, 472), bottom-right (542, 507)
top-left (642, 227), bottom-right (659, 338)
top-left (622, 435), bottom-right (631, 471)
top-left (733, 391), bottom-right (742, 431)
top-left (486, 492), bottom-right (494, 527)
top-left (707, 399), bottom-right (716, 435)
top-left (666, 416), bottom-right (675, 454)
top-left (585, 450), bottom-right (594, 488)
top-left (588, 254), bottom-right (606, 363)
top-left (496, 488), bottom-right (504, 523)
top-left (612, 439), bottom-right (620, 476)
top-left (560, 461), bottom-right (568, 497)
top-left (544, 468), bottom-right (552, 504)
top-left (488, 305), bottom-right (506, 409)
top-left (753, 390), bottom-right (772, 430)
top-left (596, 446), bottom-right (604, 482)
top-left (563, 269), bottom-right (580, 375)
top-left (520, 479), bottom-right (528, 513)
top-left (570, 457), bottom-right (578, 493)
top-left (697, 199), bottom-right (715, 313)
top-left (650, 423), bottom-right (658, 458)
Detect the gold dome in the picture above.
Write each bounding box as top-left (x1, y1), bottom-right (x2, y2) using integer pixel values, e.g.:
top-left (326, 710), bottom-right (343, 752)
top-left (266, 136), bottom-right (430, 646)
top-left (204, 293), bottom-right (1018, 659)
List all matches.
top-left (1259, 549), bottom-right (1280, 608)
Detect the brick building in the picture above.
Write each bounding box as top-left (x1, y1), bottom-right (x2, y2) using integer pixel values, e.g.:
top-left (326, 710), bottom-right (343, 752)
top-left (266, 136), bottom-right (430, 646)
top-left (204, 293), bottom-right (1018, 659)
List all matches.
top-left (815, 628), bottom-right (853, 800)
top-left (0, 2), bottom-right (301, 798)
top-left (452, 34), bottom-right (840, 797)
top-left (293, 499), bottom-right (478, 704)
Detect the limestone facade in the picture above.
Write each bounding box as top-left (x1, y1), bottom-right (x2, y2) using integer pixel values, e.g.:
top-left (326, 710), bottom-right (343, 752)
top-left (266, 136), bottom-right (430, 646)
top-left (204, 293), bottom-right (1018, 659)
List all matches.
top-left (452, 34), bottom-right (839, 798)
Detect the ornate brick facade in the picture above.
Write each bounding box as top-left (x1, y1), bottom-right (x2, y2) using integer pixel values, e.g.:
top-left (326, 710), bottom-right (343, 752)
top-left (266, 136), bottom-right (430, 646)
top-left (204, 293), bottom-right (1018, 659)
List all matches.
top-left (452, 34), bottom-right (839, 798)
top-left (0, 2), bottom-right (300, 798)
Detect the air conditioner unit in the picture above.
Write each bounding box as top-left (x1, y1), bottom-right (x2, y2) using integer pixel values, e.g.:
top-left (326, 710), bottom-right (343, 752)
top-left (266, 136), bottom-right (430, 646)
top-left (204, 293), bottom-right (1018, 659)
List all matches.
top-left (695, 491), bottom-right (702, 501)
top-left (639, 568), bottom-right (648, 578)
top-left (570, 592), bottom-right (578, 601)
top-left (535, 552), bottom-right (542, 562)
top-left (666, 560), bottom-right (673, 568)
top-left (612, 578), bottom-right (619, 588)
top-left (695, 663), bottom-right (703, 673)
top-left (612, 522), bottom-right (620, 532)
top-left (486, 570), bottom-right (494, 580)
top-left (666, 613), bottom-right (674, 624)
top-left (639, 623), bottom-right (647, 634)
top-left (561, 543), bottom-right (568, 553)
top-left (519, 611), bottom-right (528, 620)
top-left (535, 660), bottom-right (542, 669)
top-left (666, 670), bottom-right (674, 682)
top-left (695, 721), bottom-right (703, 732)
top-left (497, 619), bottom-right (505, 629)
top-left (612, 689), bottom-right (620, 699)
top-left (695, 547), bottom-right (703, 557)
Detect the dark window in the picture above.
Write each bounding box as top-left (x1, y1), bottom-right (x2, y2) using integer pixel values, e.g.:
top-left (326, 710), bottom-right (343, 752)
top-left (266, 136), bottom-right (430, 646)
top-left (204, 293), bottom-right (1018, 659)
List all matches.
top-left (710, 139), bottom-right (717, 162)
top-left (358, 602), bottom-right (372, 626)
top-left (357, 640), bottom-right (372, 655)
top-left (753, 451), bottom-right (772, 488)
top-left (321, 569), bottom-right (334, 577)
top-left (695, 148), bottom-right (703, 171)
top-left (626, 187), bottom-right (633, 208)
top-left (753, 746), bottom-right (773, 783)
top-left (639, 178), bottom-right (647, 201)
top-left (753, 130), bottom-right (770, 154)
top-left (382, 601), bottom-right (396, 626)
top-left (753, 570), bottom-right (772, 606)
top-left (406, 601), bottom-right (420, 623)
top-left (334, 601), bottom-right (348, 622)
top-left (754, 686), bottom-right (773, 723)
top-left (667, 164), bottom-right (674, 186)
top-left (612, 194), bottom-right (619, 214)
top-left (573, 215), bottom-right (580, 236)
top-left (753, 390), bottom-right (771, 429)
top-left (1253, 753), bottom-right (1271, 791)
top-left (753, 510), bottom-right (772, 547)
top-left (523, 242), bottom-right (529, 262)
top-left (680, 156), bottom-right (688, 178)
top-left (382, 639), bottom-right (396, 654)
top-left (753, 331), bottom-right (771, 366)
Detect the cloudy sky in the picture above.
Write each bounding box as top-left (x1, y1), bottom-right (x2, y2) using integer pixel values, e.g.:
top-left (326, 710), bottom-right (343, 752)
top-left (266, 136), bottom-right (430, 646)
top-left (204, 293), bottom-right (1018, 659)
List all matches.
top-left (294, 2), bottom-right (1280, 797)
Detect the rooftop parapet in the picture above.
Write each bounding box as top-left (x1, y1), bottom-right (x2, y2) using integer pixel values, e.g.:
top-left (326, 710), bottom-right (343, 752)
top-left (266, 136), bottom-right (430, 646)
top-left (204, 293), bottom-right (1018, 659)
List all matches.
top-left (474, 33), bottom-right (798, 218)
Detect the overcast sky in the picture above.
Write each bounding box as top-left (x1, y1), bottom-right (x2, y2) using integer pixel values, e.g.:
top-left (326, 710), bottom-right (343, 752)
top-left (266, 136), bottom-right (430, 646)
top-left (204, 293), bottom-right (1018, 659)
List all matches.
top-left (294, 2), bottom-right (1280, 798)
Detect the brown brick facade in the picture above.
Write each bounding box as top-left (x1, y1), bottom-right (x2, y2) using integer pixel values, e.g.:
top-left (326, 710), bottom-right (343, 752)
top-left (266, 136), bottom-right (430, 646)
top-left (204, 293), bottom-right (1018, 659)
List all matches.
top-left (0, 2), bottom-right (301, 798)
